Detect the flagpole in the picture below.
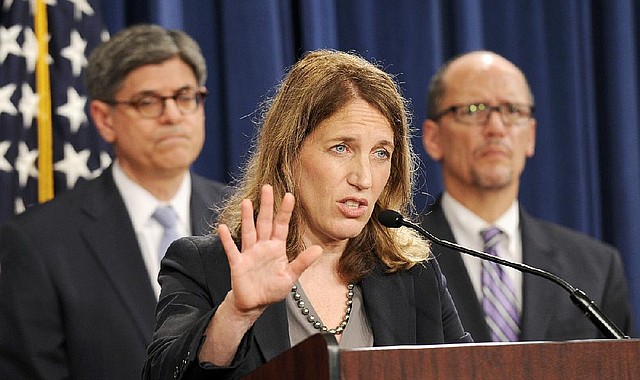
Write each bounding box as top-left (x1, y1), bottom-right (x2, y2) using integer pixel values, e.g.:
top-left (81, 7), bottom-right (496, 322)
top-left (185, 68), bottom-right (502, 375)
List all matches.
top-left (34, 0), bottom-right (54, 203)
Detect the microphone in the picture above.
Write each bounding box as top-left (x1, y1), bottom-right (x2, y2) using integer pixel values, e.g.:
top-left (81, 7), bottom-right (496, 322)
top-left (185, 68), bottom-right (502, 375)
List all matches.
top-left (378, 209), bottom-right (629, 340)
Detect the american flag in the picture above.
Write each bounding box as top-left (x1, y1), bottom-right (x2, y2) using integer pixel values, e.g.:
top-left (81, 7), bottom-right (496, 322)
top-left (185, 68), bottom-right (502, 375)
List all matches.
top-left (0, 0), bottom-right (112, 224)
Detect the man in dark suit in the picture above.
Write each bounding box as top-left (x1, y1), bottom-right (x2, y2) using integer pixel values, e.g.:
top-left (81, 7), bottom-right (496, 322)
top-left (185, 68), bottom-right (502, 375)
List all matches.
top-left (0, 25), bottom-right (228, 379)
top-left (420, 50), bottom-right (633, 342)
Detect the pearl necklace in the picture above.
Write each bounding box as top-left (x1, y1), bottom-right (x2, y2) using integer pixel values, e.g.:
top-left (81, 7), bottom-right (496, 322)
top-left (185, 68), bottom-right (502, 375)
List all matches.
top-left (291, 283), bottom-right (354, 335)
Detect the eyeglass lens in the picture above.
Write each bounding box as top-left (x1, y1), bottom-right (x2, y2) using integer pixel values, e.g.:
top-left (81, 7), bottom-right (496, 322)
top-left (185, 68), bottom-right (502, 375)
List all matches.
top-left (456, 103), bottom-right (531, 125)
top-left (135, 91), bottom-right (204, 118)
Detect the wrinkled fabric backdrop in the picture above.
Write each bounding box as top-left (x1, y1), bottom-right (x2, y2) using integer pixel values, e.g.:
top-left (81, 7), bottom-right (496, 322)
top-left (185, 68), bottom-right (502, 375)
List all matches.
top-left (97, 0), bottom-right (640, 332)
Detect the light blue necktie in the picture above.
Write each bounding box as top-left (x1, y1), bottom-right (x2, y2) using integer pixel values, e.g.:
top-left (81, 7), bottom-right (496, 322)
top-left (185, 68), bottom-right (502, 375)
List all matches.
top-left (481, 227), bottom-right (520, 342)
top-left (152, 206), bottom-right (180, 262)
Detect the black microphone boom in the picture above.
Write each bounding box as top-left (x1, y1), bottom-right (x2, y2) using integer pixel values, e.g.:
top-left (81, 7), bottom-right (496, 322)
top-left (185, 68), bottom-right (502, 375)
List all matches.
top-left (378, 209), bottom-right (628, 340)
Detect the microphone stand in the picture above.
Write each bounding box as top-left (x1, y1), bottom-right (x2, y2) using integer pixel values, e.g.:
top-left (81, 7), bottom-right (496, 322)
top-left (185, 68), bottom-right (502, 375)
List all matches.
top-left (380, 210), bottom-right (629, 340)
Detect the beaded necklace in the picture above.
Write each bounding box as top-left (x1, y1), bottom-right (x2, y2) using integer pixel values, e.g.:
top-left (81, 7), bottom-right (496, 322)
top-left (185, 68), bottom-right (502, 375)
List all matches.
top-left (291, 283), bottom-right (354, 335)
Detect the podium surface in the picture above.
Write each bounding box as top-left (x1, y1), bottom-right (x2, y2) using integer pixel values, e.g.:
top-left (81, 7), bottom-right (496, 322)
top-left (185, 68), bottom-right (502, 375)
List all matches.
top-left (244, 334), bottom-right (640, 380)
top-left (342, 338), bottom-right (640, 379)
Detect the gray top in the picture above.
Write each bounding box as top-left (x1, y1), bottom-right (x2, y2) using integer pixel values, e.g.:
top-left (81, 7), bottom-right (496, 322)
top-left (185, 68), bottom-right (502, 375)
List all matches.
top-left (286, 282), bottom-right (374, 349)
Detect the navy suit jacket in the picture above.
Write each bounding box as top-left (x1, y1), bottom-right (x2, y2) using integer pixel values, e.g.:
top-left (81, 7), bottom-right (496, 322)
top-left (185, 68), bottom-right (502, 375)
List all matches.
top-left (0, 167), bottom-right (228, 380)
top-left (142, 234), bottom-right (472, 380)
top-left (421, 197), bottom-right (634, 342)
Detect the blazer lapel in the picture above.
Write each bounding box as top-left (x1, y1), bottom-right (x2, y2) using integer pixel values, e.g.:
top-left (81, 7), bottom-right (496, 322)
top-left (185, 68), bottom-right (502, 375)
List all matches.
top-left (361, 268), bottom-right (416, 345)
top-left (80, 170), bottom-right (157, 343)
top-left (252, 270), bottom-right (418, 355)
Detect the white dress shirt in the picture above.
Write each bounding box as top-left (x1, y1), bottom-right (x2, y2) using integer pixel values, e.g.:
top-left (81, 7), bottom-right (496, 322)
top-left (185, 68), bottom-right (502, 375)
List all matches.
top-left (440, 192), bottom-right (523, 313)
top-left (112, 160), bottom-right (191, 298)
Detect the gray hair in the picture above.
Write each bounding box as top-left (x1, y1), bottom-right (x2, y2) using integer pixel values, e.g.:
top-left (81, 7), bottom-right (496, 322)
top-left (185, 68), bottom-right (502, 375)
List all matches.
top-left (86, 24), bottom-right (207, 101)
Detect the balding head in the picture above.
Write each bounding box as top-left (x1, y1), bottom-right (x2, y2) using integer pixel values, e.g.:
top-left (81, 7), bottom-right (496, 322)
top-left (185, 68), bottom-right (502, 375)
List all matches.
top-left (427, 51), bottom-right (534, 119)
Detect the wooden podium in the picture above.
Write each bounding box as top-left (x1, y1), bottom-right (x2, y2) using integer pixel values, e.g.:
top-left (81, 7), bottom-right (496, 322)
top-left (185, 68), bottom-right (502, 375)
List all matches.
top-left (242, 333), bottom-right (640, 379)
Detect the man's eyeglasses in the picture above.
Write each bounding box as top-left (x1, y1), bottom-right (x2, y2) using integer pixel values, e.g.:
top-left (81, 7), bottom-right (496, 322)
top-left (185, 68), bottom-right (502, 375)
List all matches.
top-left (106, 89), bottom-right (207, 119)
top-left (432, 102), bottom-right (534, 126)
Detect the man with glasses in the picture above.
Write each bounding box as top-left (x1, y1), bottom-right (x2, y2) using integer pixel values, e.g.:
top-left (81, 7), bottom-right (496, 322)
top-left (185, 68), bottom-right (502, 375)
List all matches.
top-left (0, 25), bottom-right (228, 379)
top-left (420, 50), bottom-right (633, 342)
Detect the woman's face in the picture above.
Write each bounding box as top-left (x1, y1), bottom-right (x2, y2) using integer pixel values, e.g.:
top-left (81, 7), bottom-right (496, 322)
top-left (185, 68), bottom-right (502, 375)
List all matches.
top-left (294, 98), bottom-right (394, 250)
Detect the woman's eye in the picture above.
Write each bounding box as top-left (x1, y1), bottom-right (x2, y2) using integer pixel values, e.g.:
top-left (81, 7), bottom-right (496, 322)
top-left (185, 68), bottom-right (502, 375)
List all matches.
top-left (332, 144), bottom-right (347, 153)
top-left (375, 149), bottom-right (390, 159)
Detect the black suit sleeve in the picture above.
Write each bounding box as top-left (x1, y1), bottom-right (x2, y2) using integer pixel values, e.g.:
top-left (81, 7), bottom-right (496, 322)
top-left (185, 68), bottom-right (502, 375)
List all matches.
top-left (0, 222), bottom-right (68, 380)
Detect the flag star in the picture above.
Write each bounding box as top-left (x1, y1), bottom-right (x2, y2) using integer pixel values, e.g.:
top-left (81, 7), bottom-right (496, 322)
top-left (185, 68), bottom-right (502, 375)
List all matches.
top-left (3, 0), bottom-right (15, 11)
top-left (0, 83), bottom-right (18, 117)
top-left (54, 143), bottom-right (91, 188)
top-left (14, 197), bottom-right (26, 215)
top-left (68, 0), bottom-right (94, 21)
top-left (89, 151), bottom-right (112, 179)
top-left (60, 30), bottom-right (87, 77)
top-left (19, 83), bottom-right (39, 129)
top-left (100, 151), bottom-right (112, 169)
top-left (100, 29), bottom-right (110, 43)
top-left (21, 27), bottom-right (38, 72)
top-left (56, 87), bottom-right (87, 133)
top-left (0, 25), bottom-right (22, 63)
top-left (22, 27), bottom-right (53, 73)
top-left (0, 141), bottom-right (12, 172)
top-left (15, 141), bottom-right (39, 188)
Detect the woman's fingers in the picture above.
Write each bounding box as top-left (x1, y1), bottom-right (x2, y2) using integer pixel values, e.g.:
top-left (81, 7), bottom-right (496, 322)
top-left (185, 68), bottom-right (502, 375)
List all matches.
top-left (219, 223), bottom-right (240, 265)
top-left (240, 199), bottom-right (256, 252)
top-left (272, 192), bottom-right (294, 241)
top-left (255, 185), bottom-right (274, 241)
top-left (238, 185), bottom-right (289, 254)
top-left (289, 245), bottom-right (323, 278)
top-left (220, 185), bottom-right (320, 313)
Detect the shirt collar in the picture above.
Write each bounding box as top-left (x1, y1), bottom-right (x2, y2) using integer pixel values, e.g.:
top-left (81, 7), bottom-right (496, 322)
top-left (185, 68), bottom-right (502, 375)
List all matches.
top-left (112, 159), bottom-right (192, 233)
top-left (441, 191), bottom-right (519, 243)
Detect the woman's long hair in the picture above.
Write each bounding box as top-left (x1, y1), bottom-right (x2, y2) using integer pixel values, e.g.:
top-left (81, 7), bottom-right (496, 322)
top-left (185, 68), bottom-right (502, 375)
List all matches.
top-left (217, 49), bottom-right (430, 282)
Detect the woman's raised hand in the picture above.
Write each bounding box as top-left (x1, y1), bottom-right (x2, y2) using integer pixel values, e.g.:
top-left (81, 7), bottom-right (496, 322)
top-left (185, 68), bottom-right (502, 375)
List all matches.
top-left (218, 184), bottom-right (322, 315)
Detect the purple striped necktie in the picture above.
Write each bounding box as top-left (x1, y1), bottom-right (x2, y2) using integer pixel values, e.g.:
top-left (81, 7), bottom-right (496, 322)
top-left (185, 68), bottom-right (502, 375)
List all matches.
top-left (480, 227), bottom-right (520, 342)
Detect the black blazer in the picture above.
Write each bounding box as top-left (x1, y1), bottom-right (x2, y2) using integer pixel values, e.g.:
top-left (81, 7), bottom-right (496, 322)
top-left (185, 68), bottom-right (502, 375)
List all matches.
top-left (0, 167), bottom-right (228, 380)
top-left (421, 197), bottom-right (634, 342)
top-left (143, 234), bottom-right (472, 380)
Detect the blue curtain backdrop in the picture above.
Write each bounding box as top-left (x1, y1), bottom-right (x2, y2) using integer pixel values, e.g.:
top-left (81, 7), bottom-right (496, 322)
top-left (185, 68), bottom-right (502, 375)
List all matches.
top-left (97, 0), bottom-right (640, 331)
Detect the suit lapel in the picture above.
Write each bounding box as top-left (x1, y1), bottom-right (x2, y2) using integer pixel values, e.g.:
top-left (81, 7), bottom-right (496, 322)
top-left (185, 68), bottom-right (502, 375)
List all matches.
top-left (80, 170), bottom-right (157, 343)
top-left (190, 174), bottom-right (230, 236)
top-left (421, 199), bottom-right (491, 341)
top-left (422, 199), bottom-right (569, 341)
top-left (519, 210), bottom-right (563, 340)
top-left (190, 174), bottom-right (214, 236)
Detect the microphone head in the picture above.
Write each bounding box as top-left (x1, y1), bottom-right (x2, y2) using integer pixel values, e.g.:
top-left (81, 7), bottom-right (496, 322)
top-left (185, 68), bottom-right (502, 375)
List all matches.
top-left (378, 209), bottom-right (404, 228)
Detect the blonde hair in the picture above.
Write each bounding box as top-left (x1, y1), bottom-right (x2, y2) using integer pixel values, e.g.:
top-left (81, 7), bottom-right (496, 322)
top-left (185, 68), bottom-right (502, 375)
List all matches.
top-left (217, 49), bottom-right (430, 282)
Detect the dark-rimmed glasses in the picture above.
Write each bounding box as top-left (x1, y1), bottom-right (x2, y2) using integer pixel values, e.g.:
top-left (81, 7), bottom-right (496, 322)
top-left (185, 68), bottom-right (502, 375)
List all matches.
top-left (106, 89), bottom-right (207, 119)
top-left (432, 102), bottom-right (534, 126)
